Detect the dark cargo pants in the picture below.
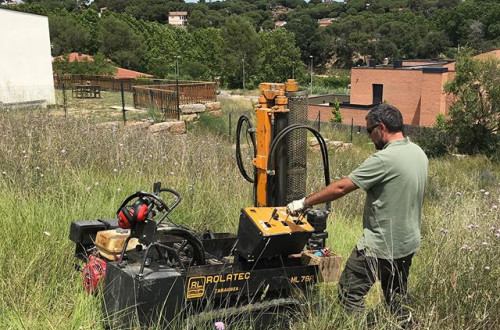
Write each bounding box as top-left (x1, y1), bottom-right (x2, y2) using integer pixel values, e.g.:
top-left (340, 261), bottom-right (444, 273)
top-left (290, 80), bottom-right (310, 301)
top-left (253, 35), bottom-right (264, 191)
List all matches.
top-left (338, 248), bottom-right (414, 315)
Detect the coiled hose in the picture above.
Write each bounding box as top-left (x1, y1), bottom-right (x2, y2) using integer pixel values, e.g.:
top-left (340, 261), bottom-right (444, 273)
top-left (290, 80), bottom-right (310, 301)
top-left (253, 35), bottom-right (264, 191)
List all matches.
top-left (267, 124), bottom-right (331, 212)
top-left (235, 115), bottom-right (257, 205)
top-left (157, 226), bottom-right (206, 266)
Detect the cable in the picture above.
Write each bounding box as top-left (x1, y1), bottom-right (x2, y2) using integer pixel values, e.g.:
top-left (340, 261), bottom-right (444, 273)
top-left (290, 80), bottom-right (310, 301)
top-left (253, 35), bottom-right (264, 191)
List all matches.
top-left (267, 124), bottom-right (331, 212)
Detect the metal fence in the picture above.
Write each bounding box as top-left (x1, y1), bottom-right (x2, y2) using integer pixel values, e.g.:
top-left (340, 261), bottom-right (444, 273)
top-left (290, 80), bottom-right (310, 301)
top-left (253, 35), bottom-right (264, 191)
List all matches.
top-left (133, 85), bottom-right (177, 119)
top-left (133, 82), bottom-right (217, 119)
top-left (54, 74), bottom-right (217, 120)
top-left (55, 74), bottom-right (148, 92)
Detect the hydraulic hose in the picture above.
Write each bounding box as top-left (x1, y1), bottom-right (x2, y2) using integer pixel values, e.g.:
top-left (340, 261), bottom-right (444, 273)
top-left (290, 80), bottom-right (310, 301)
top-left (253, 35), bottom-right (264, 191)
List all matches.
top-left (235, 115), bottom-right (256, 183)
top-left (235, 115), bottom-right (258, 206)
top-left (157, 227), bottom-right (206, 266)
top-left (267, 124), bottom-right (331, 212)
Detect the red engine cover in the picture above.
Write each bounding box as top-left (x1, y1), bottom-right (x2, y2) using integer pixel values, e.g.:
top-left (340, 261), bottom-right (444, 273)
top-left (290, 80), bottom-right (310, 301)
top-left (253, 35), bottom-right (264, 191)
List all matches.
top-left (82, 255), bottom-right (107, 294)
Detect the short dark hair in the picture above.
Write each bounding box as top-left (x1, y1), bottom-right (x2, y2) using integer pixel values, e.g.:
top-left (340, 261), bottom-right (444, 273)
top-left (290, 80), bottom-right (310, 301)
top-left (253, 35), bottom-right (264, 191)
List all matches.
top-left (366, 103), bottom-right (404, 133)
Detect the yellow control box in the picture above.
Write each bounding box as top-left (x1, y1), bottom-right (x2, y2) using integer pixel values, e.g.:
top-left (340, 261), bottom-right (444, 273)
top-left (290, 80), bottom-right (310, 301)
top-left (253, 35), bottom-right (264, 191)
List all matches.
top-left (235, 207), bottom-right (314, 261)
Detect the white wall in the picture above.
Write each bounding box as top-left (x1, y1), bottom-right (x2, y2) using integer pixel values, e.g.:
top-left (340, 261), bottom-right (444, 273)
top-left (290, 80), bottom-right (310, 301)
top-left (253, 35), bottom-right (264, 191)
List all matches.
top-left (0, 9), bottom-right (55, 106)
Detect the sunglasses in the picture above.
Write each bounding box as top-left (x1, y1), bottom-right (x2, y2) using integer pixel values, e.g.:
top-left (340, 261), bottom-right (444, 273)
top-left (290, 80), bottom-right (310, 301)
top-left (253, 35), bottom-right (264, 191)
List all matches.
top-left (366, 124), bottom-right (380, 134)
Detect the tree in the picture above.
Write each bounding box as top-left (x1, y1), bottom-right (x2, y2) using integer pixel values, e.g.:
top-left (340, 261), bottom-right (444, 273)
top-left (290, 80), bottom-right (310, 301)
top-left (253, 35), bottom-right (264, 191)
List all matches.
top-left (261, 20), bottom-right (274, 31)
top-left (444, 49), bottom-right (500, 157)
top-left (98, 14), bottom-right (147, 71)
top-left (49, 13), bottom-right (91, 56)
top-left (188, 9), bottom-right (210, 30)
top-left (221, 15), bottom-right (260, 88)
top-left (284, 14), bottom-right (318, 62)
top-left (77, 9), bottom-right (101, 54)
top-left (186, 28), bottom-right (224, 80)
top-left (432, 1), bottom-right (499, 50)
top-left (256, 28), bottom-right (302, 83)
top-left (418, 31), bottom-right (451, 58)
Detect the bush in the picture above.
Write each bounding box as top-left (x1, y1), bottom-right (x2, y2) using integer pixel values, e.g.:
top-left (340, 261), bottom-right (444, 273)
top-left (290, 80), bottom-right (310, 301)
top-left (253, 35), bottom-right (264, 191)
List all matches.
top-left (192, 112), bottom-right (229, 138)
top-left (411, 127), bottom-right (450, 158)
top-left (330, 98), bottom-right (343, 123)
top-left (444, 49), bottom-right (500, 158)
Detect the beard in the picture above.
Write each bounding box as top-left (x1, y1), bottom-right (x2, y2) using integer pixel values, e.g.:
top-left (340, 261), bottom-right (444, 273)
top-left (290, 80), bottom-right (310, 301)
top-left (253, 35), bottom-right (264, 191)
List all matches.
top-left (374, 137), bottom-right (385, 150)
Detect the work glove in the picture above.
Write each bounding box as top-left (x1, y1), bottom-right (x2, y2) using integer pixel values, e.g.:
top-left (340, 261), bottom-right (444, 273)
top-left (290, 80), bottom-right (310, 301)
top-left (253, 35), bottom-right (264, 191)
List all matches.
top-left (287, 197), bottom-right (308, 216)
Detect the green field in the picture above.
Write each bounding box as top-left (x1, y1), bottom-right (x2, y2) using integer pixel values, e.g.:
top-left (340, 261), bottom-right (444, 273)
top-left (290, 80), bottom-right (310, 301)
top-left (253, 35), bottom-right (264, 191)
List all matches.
top-left (0, 94), bottom-right (498, 329)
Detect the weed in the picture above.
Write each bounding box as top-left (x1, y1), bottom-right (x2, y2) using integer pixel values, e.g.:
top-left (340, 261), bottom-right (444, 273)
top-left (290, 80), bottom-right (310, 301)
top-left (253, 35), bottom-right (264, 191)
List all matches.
top-left (0, 96), bottom-right (498, 329)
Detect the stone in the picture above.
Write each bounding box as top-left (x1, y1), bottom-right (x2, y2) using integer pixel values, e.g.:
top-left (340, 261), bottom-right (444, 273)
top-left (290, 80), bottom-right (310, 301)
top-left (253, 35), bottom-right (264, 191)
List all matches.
top-left (180, 103), bottom-right (206, 114)
top-left (342, 143), bottom-right (354, 149)
top-left (309, 137), bottom-right (329, 147)
top-left (209, 110), bottom-right (223, 116)
top-left (181, 114), bottom-right (199, 122)
top-left (124, 121), bottom-right (151, 130)
top-left (329, 141), bottom-right (344, 148)
top-left (205, 101), bottom-right (221, 111)
top-left (169, 121), bottom-right (187, 134)
top-left (148, 121), bottom-right (186, 134)
top-left (310, 145), bottom-right (321, 152)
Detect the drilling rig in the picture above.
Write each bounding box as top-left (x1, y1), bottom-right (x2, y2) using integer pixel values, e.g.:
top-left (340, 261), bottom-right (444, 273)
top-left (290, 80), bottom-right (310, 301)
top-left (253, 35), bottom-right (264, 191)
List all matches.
top-left (69, 80), bottom-right (336, 328)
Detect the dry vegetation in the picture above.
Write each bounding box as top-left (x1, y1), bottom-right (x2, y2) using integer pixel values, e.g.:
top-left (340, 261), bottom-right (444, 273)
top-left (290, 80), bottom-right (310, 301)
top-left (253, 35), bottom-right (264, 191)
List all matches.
top-left (0, 91), bottom-right (498, 329)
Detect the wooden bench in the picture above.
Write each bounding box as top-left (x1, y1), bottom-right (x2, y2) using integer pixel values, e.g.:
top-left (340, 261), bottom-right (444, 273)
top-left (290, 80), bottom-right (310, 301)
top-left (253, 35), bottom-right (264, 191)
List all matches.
top-left (72, 84), bottom-right (101, 98)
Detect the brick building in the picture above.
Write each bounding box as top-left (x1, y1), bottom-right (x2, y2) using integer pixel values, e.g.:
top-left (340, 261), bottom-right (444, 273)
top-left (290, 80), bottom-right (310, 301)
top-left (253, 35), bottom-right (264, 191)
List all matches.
top-left (308, 50), bottom-right (499, 127)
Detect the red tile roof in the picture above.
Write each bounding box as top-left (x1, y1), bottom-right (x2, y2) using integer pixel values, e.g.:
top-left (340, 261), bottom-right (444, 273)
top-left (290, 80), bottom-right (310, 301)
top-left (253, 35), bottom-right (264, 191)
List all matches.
top-left (66, 53), bottom-right (94, 62)
top-left (115, 67), bottom-right (152, 79)
top-left (53, 52), bottom-right (153, 79)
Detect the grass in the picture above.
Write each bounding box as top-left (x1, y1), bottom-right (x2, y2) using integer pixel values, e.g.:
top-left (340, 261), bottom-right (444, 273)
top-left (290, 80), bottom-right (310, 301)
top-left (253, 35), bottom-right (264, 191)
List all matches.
top-left (0, 92), bottom-right (498, 329)
top-left (51, 88), bottom-right (151, 123)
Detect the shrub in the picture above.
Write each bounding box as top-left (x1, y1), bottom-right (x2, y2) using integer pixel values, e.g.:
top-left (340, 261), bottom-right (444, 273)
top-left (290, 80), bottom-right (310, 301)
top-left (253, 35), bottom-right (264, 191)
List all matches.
top-left (444, 49), bottom-right (500, 158)
top-left (330, 98), bottom-right (343, 123)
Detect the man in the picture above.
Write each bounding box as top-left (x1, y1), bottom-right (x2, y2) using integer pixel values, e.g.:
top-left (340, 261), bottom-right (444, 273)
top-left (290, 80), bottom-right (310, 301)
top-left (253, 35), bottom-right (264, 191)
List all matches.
top-left (287, 103), bottom-right (428, 324)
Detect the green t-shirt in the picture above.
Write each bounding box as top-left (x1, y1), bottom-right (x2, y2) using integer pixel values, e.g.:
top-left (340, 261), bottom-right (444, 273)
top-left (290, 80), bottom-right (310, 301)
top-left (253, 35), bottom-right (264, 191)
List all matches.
top-left (348, 138), bottom-right (428, 259)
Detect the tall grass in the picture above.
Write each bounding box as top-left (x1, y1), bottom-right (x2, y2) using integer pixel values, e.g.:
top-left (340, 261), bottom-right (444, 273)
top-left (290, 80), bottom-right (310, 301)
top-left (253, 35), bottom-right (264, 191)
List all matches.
top-left (0, 95), bottom-right (498, 329)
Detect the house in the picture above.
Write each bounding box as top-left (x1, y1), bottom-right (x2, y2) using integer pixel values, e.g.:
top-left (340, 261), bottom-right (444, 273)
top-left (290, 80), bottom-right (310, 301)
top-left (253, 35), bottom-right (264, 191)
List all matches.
top-left (308, 50), bottom-right (500, 127)
top-left (274, 21), bottom-right (287, 28)
top-left (317, 18), bottom-right (337, 27)
top-left (271, 4), bottom-right (289, 19)
top-left (0, 9), bottom-right (55, 108)
top-left (168, 11), bottom-right (188, 28)
top-left (1, 1), bottom-right (23, 6)
top-left (53, 52), bottom-right (153, 79)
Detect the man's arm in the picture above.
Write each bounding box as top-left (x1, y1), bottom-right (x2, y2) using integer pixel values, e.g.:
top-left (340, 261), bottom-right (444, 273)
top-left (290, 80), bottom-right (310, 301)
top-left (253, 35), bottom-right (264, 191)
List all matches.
top-left (287, 177), bottom-right (359, 215)
top-left (304, 177), bottom-right (359, 207)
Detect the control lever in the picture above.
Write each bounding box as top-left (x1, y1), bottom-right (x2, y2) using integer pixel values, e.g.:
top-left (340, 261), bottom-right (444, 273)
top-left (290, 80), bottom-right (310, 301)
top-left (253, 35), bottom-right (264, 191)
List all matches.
top-left (270, 208), bottom-right (279, 221)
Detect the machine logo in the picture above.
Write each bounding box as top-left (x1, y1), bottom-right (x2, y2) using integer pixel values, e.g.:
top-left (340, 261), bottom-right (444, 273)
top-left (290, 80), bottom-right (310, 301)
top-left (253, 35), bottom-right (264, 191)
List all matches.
top-left (186, 276), bottom-right (206, 299)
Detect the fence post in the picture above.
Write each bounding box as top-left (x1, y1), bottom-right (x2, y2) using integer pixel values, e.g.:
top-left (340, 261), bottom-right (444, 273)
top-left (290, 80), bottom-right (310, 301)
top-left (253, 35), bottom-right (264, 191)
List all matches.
top-left (228, 113), bottom-right (232, 142)
top-left (176, 77), bottom-right (180, 121)
top-left (121, 82), bottom-right (126, 124)
top-left (133, 87), bottom-right (137, 109)
top-left (148, 89), bottom-right (153, 109)
top-left (350, 118), bottom-right (353, 142)
top-left (318, 112), bottom-right (321, 132)
top-left (62, 83), bottom-right (67, 118)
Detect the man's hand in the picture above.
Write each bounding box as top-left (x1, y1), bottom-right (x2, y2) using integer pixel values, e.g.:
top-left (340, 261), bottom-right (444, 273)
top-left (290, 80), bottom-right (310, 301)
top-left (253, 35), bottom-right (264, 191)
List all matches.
top-left (287, 197), bottom-right (307, 215)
